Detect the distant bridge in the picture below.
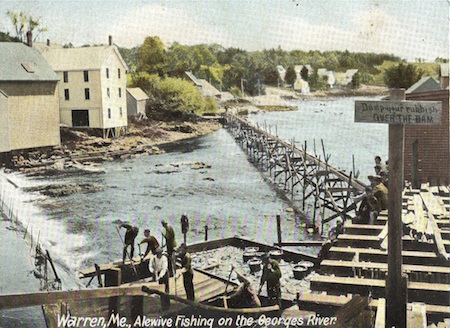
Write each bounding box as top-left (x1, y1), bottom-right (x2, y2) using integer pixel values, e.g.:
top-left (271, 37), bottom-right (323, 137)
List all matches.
top-left (224, 113), bottom-right (368, 229)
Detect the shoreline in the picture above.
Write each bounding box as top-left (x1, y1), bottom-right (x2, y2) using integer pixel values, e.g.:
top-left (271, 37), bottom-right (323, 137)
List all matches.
top-left (3, 85), bottom-right (387, 177)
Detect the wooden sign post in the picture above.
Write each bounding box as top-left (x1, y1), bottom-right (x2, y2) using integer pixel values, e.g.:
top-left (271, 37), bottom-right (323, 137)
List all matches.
top-left (355, 89), bottom-right (442, 328)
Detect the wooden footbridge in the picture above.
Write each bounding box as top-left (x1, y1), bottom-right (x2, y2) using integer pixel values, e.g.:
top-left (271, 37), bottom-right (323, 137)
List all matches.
top-left (224, 113), bottom-right (367, 229)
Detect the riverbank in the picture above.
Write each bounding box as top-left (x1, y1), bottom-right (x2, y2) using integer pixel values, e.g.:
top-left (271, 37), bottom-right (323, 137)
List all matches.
top-left (265, 84), bottom-right (389, 100)
top-left (4, 117), bottom-right (222, 177)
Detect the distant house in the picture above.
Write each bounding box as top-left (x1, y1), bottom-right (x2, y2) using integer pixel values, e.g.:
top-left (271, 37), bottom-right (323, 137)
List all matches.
top-left (0, 42), bottom-right (60, 154)
top-left (317, 68), bottom-right (335, 88)
top-left (406, 77), bottom-right (442, 94)
top-left (127, 87), bottom-right (149, 117)
top-left (293, 79), bottom-right (310, 94)
top-left (276, 65), bottom-right (286, 82)
top-left (185, 71), bottom-right (221, 100)
top-left (39, 37), bottom-right (128, 138)
top-left (345, 69), bottom-right (359, 85)
top-left (333, 72), bottom-right (347, 87)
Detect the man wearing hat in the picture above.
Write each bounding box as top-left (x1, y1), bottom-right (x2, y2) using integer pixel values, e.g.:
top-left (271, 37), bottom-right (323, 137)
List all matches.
top-left (161, 220), bottom-right (176, 277)
top-left (258, 254), bottom-right (282, 307)
top-left (139, 229), bottom-right (159, 259)
top-left (149, 247), bottom-right (170, 310)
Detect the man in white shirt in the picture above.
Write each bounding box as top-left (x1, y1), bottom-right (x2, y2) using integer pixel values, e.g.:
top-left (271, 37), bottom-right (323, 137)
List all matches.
top-left (149, 247), bottom-right (170, 310)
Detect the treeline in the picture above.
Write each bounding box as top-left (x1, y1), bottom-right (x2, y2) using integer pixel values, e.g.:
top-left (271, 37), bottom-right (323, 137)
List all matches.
top-left (120, 36), bottom-right (407, 96)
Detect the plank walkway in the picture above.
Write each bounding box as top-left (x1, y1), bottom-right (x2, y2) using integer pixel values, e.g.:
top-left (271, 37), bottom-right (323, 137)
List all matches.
top-left (294, 185), bottom-right (450, 327)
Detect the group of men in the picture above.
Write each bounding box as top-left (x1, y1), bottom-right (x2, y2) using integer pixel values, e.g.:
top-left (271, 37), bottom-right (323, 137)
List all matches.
top-left (355, 155), bottom-right (389, 224)
top-left (119, 216), bottom-right (194, 302)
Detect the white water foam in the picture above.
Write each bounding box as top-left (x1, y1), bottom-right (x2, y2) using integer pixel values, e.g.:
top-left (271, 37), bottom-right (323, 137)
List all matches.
top-left (0, 170), bottom-right (93, 289)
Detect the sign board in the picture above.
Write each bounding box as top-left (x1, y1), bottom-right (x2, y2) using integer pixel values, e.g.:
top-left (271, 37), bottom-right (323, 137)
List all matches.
top-left (354, 100), bottom-right (442, 125)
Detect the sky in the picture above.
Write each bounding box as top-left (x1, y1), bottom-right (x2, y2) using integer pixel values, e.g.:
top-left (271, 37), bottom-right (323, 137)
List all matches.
top-left (0, 0), bottom-right (449, 62)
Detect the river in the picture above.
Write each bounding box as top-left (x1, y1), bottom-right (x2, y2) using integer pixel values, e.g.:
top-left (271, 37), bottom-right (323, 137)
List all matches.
top-left (0, 96), bottom-right (387, 327)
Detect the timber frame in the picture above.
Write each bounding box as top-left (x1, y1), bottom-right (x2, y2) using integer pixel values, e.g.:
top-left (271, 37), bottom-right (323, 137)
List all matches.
top-left (224, 113), bottom-right (367, 230)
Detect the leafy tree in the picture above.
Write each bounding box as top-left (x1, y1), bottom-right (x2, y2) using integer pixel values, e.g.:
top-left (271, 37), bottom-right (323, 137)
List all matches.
top-left (350, 71), bottom-right (361, 89)
top-left (384, 62), bottom-right (423, 89)
top-left (300, 66), bottom-right (309, 81)
top-left (7, 10), bottom-right (27, 41)
top-left (130, 73), bottom-right (217, 119)
top-left (119, 46), bottom-right (140, 74)
top-left (285, 66), bottom-right (297, 86)
top-left (7, 11), bottom-right (47, 41)
top-left (139, 36), bottom-right (167, 76)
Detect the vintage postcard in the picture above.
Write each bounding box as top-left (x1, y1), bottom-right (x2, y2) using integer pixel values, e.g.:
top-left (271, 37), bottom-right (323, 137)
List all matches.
top-left (0, 1), bottom-right (448, 327)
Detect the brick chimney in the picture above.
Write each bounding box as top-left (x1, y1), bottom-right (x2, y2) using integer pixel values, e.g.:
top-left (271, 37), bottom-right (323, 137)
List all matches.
top-left (26, 31), bottom-right (32, 47)
top-left (109, 35), bottom-right (112, 46)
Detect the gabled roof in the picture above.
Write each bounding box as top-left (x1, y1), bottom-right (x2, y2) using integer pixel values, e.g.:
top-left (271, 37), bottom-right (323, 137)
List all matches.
top-left (185, 71), bottom-right (202, 87)
top-left (127, 87), bottom-right (149, 101)
top-left (199, 79), bottom-right (221, 97)
top-left (345, 69), bottom-right (358, 76)
top-left (406, 76), bottom-right (442, 94)
top-left (0, 42), bottom-right (59, 82)
top-left (40, 45), bottom-right (128, 71)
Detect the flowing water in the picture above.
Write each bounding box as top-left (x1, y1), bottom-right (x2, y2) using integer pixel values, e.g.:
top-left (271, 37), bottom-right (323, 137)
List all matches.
top-left (0, 96), bottom-right (388, 326)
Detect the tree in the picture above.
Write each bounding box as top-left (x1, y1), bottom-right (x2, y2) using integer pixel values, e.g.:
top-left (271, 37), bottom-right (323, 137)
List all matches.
top-left (350, 71), bottom-right (361, 89)
top-left (130, 73), bottom-right (217, 119)
top-left (7, 11), bottom-right (47, 42)
top-left (384, 62), bottom-right (423, 89)
top-left (285, 66), bottom-right (297, 86)
top-left (7, 11), bottom-right (27, 41)
top-left (300, 66), bottom-right (309, 81)
top-left (139, 36), bottom-right (167, 76)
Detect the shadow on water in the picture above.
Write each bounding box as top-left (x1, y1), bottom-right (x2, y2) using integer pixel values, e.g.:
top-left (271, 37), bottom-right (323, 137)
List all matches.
top-left (158, 134), bottom-right (210, 154)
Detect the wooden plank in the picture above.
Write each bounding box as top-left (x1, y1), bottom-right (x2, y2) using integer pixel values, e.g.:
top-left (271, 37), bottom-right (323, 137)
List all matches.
top-left (374, 298), bottom-right (385, 328)
top-left (421, 192), bottom-right (448, 218)
top-left (309, 275), bottom-right (450, 306)
top-left (328, 247), bottom-right (449, 267)
top-left (0, 286), bottom-right (156, 310)
top-left (408, 302), bottom-right (427, 328)
top-left (320, 259), bottom-right (450, 280)
top-left (429, 215), bottom-right (450, 260)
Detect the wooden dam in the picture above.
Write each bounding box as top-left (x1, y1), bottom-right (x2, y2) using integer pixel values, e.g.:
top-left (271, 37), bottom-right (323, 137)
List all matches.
top-left (224, 112), bottom-right (367, 230)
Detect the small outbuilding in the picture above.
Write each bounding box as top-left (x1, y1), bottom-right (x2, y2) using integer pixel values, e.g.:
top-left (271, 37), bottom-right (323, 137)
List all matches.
top-left (127, 87), bottom-right (149, 117)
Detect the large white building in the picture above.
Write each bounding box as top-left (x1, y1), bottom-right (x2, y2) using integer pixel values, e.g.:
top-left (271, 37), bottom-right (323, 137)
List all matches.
top-left (39, 37), bottom-right (128, 138)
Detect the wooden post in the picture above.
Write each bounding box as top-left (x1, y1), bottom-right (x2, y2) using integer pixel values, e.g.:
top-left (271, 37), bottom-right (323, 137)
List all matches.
top-left (385, 88), bottom-right (408, 328)
top-left (276, 214), bottom-right (282, 246)
top-left (204, 225), bottom-right (208, 241)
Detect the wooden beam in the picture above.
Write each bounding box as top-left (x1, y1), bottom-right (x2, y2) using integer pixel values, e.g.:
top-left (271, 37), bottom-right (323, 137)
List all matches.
top-left (0, 286), bottom-right (161, 310)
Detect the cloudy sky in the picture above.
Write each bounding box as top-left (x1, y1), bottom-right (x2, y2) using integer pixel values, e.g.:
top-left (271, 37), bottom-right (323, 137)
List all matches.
top-left (1, 0), bottom-right (448, 61)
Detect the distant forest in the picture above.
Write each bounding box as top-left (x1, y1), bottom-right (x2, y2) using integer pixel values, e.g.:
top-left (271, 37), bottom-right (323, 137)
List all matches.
top-left (1, 29), bottom-right (445, 96)
top-left (118, 36), bottom-right (446, 95)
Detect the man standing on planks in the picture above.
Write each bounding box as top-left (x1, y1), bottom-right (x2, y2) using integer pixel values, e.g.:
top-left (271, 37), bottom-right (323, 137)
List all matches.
top-left (161, 220), bottom-right (176, 277)
top-left (119, 223), bottom-right (139, 264)
top-left (258, 253), bottom-right (282, 307)
top-left (176, 243), bottom-right (195, 301)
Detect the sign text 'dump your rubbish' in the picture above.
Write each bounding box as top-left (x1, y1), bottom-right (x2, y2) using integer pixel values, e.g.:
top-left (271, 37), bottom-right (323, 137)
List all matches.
top-left (354, 100), bottom-right (442, 125)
